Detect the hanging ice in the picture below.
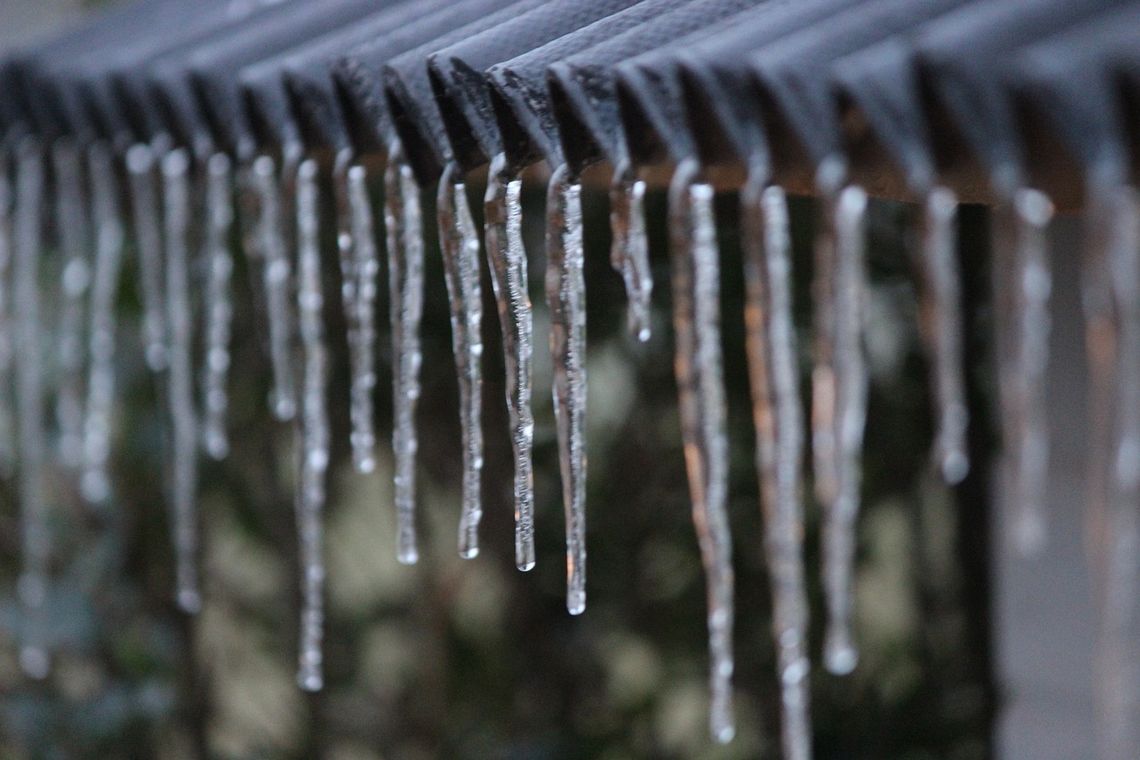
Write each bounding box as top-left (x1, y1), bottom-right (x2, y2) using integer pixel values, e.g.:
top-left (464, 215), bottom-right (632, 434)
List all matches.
top-left (1082, 184), bottom-right (1140, 760)
top-left (331, 151), bottom-right (374, 472)
top-left (0, 150), bottom-right (14, 474)
top-left (545, 164), bottom-right (587, 616)
top-left (668, 159), bottom-right (735, 744)
top-left (383, 140), bottom-right (424, 566)
top-left (14, 138), bottom-right (51, 679)
top-left (160, 148), bottom-right (201, 614)
top-left (294, 157), bottom-right (330, 692)
top-left (610, 159), bottom-right (652, 342)
top-left (992, 189), bottom-right (1054, 556)
top-left (812, 181), bottom-right (869, 676)
top-left (484, 153), bottom-right (535, 572)
top-left (741, 175), bottom-right (813, 760)
top-left (917, 188), bottom-right (969, 484)
top-left (437, 162), bottom-right (485, 560)
top-left (201, 152), bottom-right (234, 461)
top-left (50, 139), bottom-right (90, 469)
top-left (345, 162), bottom-right (381, 474)
top-left (80, 143), bottom-right (126, 504)
top-left (251, 154), bottom-right (298, 421)
top-left (125, 144), bottom-right (168, 373)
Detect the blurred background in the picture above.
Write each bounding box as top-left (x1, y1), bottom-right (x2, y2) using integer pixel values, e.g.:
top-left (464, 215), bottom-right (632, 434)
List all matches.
top-left (0, 2), bottom-right (1046, 758)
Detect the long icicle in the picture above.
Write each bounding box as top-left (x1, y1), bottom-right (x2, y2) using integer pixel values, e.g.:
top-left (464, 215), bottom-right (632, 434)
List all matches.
top-left (668, 159), bottom-right (735, 744)
top-left (50, 139), bottom-right (90, 469)
top-left (992, 189), bottom-right (1054, 555)
top-left (201, 152), bottom-right (235, 461)
top-left (160, 148), bottom-right (201, 614)
top-left (295, 157), bottom-right (330, 692)
top-left (346, 163), bottom-right (380, 474)
top-left (917, 188), bottom-right (969, 484)
top-left (815, 183), bottom-right (870, 675)
top-left (14, 138), bottom-right (51, 679)
top-left (1083, 185), bottom-right (1116, 581)
top-left (438, 162), bottom-right (485, 560)
top-left (383, 140), bottom-right (424, 565)
top-left (545, 164), bottom-right (587, 615)
top-left (332, 151), bottom-right (369, 472)
top-left (125, 144), bottom-right (168, 373)
top-left (80, 143), bottom-right (126, 505)
top-left (252, 154), bottom-right (298, 421)
top-left (610, 158), bottom-right (652, 342)
top-left (484, 153), bottom-right (535, 571)
top-left (0, 150), bottom-right (15, 475)
top-left (1087, 184), bottom-right (1140, 760)
top-left (741, 174), bottom-right (812, 760)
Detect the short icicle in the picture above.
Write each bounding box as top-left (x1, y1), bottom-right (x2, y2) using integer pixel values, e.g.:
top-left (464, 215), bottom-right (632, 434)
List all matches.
top-left (813, 180), bottom-right (870, 676)
top-left (484, 153), bottom-right (535, 572)
top-left (610, 159), bottom-right (652, 342)
top-left (1085, 185), bottom-right (1140, 760)
top-left (0, 150), bottom-right (15, 474)
top-left (13, 138), bottom-right (51, 679)
top-left (917, 188), bottom-right (968, 484)
top-left (437, 162), bottom-right (485, 560)
top-left (201, 152), bottom-right (235, 460)
top-left (160, 148), bottom-right (202, 614)
top-left (80, 143), bottom-right (126, 505)
top-left (346, 163), bottom-right (380, 474)
top-left (383, 140), bottom-right (424, 565)
top-left (741, 174), bottom-right (813, 760)
top-left (545, 164), bottom-right (587, 615)
top-left (992, 189), bottom-right (1054, 555)
top-left (668, 159), bottom-right (735, 744)
top-left (125, 144), bottom-right (168, 372)
top-left (294, 158), bottom-right (330, 692)
top-left (50, 139), bottom-right (90, 469)
top-left (252, 154), bottom-right (298, 421)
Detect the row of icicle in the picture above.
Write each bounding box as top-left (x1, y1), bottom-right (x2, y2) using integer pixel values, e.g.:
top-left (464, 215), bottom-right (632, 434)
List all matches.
top-left (2, 127), bottom-right (1138, 758)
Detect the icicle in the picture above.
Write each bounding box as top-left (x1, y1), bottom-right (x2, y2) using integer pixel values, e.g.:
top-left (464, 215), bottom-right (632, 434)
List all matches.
top-left (252, 154), bottom-right (298, 421)
top-left (545, 164), bottom-right (587, 615)
top-left (294, 158), bottom-right (329, 692)
top-left (201, 153), bottom-right (234, 460)
top-left (50, 139), bottom-right (90, 469)
top-left (743, 175), bottom-right (816, 756)
top-left (485, 153), bottom-right (535, 572)
top-left (125, 144), bottom-right (168, 372)
top-left (160, 149), bottom-right (201, 614)
top-left (668, 159), bottom-right (735, 744)
top-left (610, 159), bottom-right (652, 342)
top-left (331, 152), bottom-right (364, 470)
top-left (813, 180), bottom-right (869, 676)
top-left (741, 174), bottom-right (813, 760)
top-left (916, 188), bottom-right (968, 484)
top-left (1084, 185), bottom-right (1140, 760)
top-left (0, 151), bottom-right (15, 475)
top-left (383, 140), bottom-right (423, 565)
top-left (14, 138), bottom-right (51, 679)
top-left (992, 189), bottom-right (1054, 555)
top-left (346, 163), bottom-right (380, 474)
top-left (80, 143), bottom-right (126, 505)
top-left (438, 162), bottom-right (485, 560)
